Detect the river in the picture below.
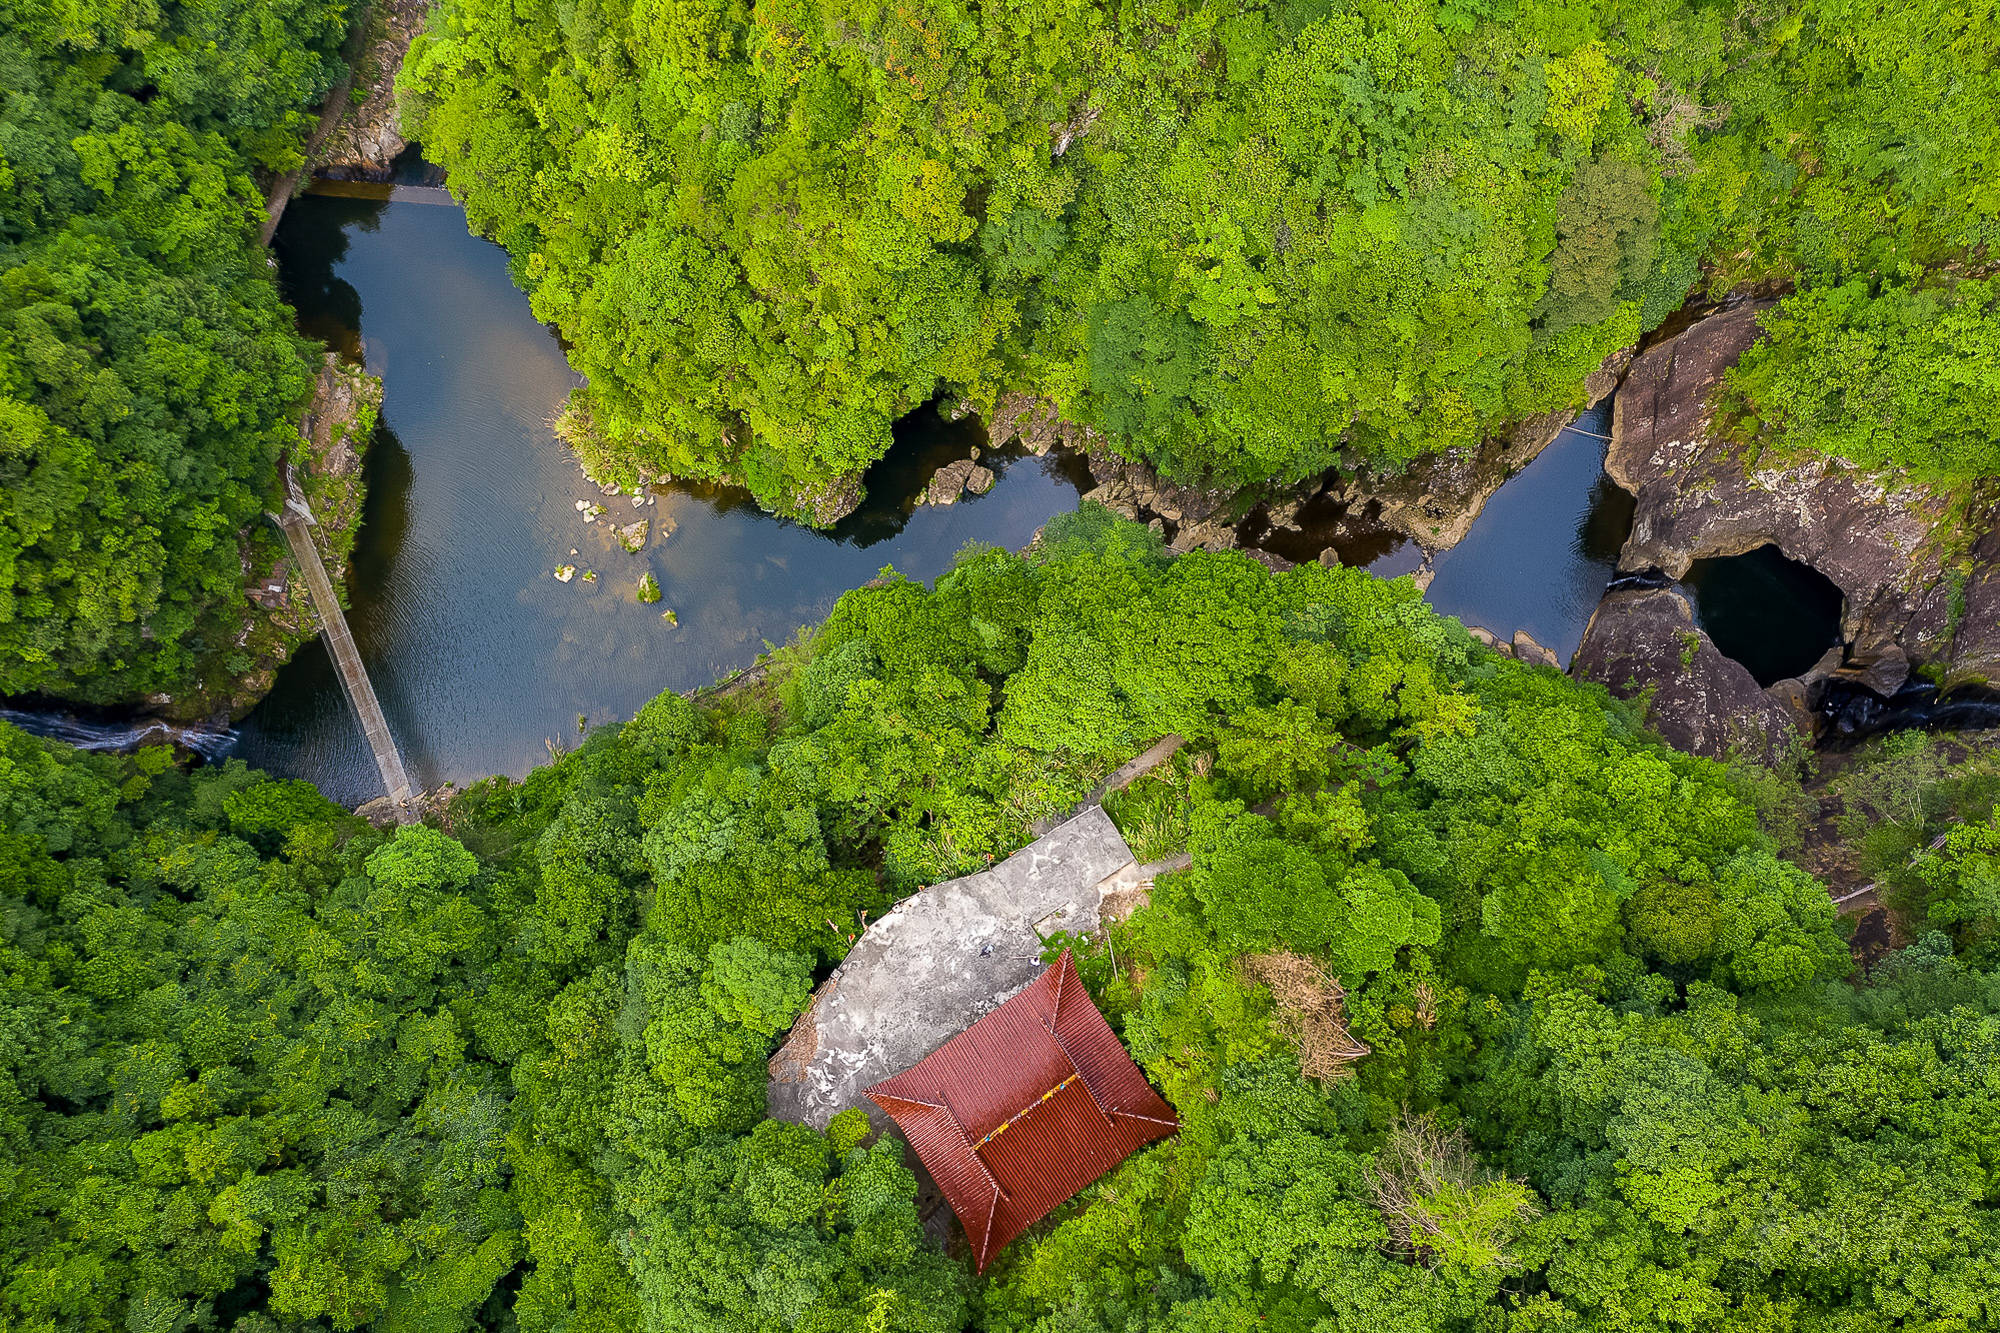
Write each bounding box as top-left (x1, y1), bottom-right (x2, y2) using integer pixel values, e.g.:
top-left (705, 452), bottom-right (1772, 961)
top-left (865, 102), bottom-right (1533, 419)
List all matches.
top-left (234, 192), bottom-right (1089, 803)
top-left (54, 188), bottom-right (1853, 799)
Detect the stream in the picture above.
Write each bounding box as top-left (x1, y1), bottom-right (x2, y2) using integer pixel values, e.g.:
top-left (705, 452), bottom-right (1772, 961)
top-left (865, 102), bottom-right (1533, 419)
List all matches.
top-left (8, 182), bottom-right (1902, 797)
top-left (227, 192), bottom-right (1090, 804)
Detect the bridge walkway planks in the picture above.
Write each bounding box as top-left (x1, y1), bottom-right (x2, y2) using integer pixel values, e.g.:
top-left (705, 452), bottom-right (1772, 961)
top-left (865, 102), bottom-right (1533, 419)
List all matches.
top-left (270, 467), bottom-right (416, 821)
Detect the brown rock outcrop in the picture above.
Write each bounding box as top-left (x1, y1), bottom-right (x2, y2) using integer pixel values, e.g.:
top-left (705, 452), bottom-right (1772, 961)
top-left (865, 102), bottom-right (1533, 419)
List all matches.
top-left (1510, 630), bottom-right (1560, 669)
top-left (297, 354), bottom-right (383, 577)
top-left (984, 347), bottom-right (1633, 563)
top-left (1606, 299), bottom-right (1992, 682)
top-left (317, 0), bottom-right (432, 178)
top-left (987, 392), bottom-right (1105, 457)
top-left (1572, 588), bottom-right (1805, 761)
top-left (925, 458), bottom-right (979, 506)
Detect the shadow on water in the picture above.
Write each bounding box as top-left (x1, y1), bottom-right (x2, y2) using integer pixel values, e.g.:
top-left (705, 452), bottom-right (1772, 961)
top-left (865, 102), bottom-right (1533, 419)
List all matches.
top-left (1246, 492), bottom-right (1416, 572)
top-left (833, 404), bottom-right (1027, 548)
top-left (1422, 401), bottom-right (1630, 662)
top-left (275, 194), bottom-right (375, 362)
top-left (233, 192), bottom-right (1087, 803)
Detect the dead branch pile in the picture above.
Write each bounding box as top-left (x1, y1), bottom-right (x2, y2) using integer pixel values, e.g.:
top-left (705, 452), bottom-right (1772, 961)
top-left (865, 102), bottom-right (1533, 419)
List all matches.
top-left (1241, 950), bottom-right (1370, 1081)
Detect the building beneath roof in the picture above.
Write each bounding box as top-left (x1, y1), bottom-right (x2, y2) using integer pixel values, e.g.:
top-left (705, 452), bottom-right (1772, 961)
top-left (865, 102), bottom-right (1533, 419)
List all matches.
top-left (866, 949), bottom-right (1178, 1271)
top-left (767, 804), bottom-right (1147, 1132)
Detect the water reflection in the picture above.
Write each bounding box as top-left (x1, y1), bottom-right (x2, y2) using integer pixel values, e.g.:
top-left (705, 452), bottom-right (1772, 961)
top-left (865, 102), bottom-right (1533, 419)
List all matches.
top-left (1423, 402), bottom-right (1628, 662)
top-left (236, 195), bottom-right (1085, 803)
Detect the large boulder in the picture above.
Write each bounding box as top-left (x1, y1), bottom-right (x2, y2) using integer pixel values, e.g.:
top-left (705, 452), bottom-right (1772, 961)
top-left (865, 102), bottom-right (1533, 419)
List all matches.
top-left (1608, 300), bottom-right (1995, 682)
top-left (924, 457), bottom-right (979, 506)
top-left (1572, 587), bottom-right (1806, 761)
top-left (767, 805), bottom-right (1140, 1132)
top-left (793, 471), bottom-right (865, 526)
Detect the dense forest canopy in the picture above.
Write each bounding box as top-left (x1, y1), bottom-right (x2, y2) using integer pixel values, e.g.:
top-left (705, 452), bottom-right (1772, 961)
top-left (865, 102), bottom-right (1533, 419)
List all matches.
top-left (5, 511), bottom-right (1997, 1332)
top-left (4, 0), bottom-right (1994, 702)
top-left (0, 0), bottom-right (349, 700)
top-left (402, 0), bottom-right (2000, 517)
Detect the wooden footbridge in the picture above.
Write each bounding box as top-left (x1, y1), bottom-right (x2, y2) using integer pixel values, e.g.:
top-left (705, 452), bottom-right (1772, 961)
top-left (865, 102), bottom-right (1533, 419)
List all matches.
top-left (271, 462), bottom-right (416, 822)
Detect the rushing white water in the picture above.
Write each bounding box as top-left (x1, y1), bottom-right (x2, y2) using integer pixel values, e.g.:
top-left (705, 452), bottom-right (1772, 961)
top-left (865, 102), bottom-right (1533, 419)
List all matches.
top-left (0, 709), bottom-right (237, 762)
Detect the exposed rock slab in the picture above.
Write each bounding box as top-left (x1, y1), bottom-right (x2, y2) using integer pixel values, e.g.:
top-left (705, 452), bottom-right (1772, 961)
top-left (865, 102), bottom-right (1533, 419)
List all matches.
top-left (317, 0), bottom-right (432, 178)
top-left (768, 805), bottom-right (1138, 1131)
top-left (1510, 630), bottom-right (1560, 669)
top-left (1950, 524), bottom-right (2000, 688)
top-left (925, 457), bottom-right (978, 506)
top-left (987, 392), bottom-right (1106, 457)
top-left (1572, 588), bottom-right (1804, 760)
top-left (1608, 300), bottom-right (1974, 674)
top-left (793, 471), bottom-right (865, 526)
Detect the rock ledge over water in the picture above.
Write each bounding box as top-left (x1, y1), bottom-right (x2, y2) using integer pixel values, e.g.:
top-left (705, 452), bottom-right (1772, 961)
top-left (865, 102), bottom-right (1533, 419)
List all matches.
top-left (1606, 299), bottom-right (1997, 687)
top-left (1573, 588), bottom-right (1805, 761)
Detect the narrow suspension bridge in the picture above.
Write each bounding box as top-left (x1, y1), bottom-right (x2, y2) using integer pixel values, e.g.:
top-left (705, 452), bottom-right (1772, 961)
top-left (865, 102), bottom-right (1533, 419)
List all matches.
top-left (271, 459), bottom-right (416, 821)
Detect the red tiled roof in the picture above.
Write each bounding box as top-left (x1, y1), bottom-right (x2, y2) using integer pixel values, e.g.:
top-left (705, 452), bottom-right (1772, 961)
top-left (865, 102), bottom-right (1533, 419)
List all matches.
top-left (866, 949), bottom-right (1179, 1271)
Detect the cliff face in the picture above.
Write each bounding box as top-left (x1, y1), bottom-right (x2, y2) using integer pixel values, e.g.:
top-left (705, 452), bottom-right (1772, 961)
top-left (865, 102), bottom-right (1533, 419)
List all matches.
top-left (1572, 300), bottom-right (2000, 757)
top-left (1951, 525), bottom-right (2000, 689)
top-left (1572, 588), bottom-right (1807, 761)
top-left (161, 356), bottom-right (382, 722)
top-left (317, 0), bottom-right (432, 179)
top-left (1605, 300), bottom-right (1994, 691)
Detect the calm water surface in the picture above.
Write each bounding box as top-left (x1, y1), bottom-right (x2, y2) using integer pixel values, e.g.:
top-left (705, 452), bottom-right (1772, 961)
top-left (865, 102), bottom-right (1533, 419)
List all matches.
top-left (235, 196), bottom-right (1086, 802)
top-left (1423, 401), bottom-right (1632, 662)
top-left (0, 196), bottom-right (1912, 783)
top-left (234, 194), bottom-right (1660, 803)
top-left (1681, 546), bottom-right (1845, 687)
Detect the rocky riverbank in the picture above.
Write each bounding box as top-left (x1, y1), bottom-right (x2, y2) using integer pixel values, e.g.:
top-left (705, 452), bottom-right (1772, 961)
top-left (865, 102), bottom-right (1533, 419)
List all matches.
top-left (160, 355), bottom-right (383, 721)
top-left (316, 0), bottom-right (432, 178)
top-left (1571, 300), bottom-right (2000, 758)
top-left (974, 348), bottom-right (1632, 565)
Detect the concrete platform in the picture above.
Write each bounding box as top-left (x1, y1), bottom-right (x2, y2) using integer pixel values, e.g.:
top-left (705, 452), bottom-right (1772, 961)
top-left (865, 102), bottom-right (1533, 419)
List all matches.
top-left (767, 804), bottom-right (1139, 1130)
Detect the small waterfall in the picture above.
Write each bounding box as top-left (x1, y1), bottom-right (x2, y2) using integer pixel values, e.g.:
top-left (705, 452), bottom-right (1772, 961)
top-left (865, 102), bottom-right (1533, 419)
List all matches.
top-left (1604, 568), bottom-right (1672, 593)
top-left (1816, 682), bottom-right (2000, 746)
top-left (0, 708), bottom-right (237, 763)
